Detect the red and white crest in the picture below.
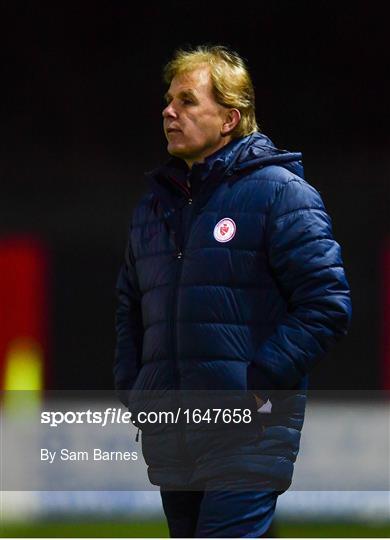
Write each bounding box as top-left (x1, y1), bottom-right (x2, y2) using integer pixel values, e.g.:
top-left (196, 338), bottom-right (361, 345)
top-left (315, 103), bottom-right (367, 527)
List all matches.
top-left (213, 218), bottom-right (236, 243)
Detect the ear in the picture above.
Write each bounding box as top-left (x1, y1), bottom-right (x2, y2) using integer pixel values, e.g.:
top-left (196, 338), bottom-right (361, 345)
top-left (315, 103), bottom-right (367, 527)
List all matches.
top-left (221, 109), bottom-right (241, 136)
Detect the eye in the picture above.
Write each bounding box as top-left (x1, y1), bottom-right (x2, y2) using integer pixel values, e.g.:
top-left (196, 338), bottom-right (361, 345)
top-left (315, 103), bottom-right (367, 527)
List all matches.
top-left (182, 98), bottom-right (194, 105)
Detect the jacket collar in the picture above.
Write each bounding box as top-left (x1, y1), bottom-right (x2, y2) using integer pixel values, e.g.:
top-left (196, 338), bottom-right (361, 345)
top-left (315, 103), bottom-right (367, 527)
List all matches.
top-left (145, 134), bottom-right (253, 195)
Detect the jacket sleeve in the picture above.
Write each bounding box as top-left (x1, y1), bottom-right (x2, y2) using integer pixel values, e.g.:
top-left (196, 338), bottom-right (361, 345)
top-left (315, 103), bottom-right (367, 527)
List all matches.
top-left (113, 225), bottom-right (144, 407)
top-left (252, 178), bottom-right (352, 392)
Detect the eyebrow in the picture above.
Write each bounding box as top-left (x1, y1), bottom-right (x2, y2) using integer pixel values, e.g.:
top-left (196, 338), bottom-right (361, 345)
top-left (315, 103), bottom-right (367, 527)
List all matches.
top-left (164, 89), bottom-right (198, 103)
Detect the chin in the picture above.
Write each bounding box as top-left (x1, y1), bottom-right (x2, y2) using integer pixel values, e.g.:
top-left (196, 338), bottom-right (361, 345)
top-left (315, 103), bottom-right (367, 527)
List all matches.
top-left (167, 144), bottom-right (189, 158)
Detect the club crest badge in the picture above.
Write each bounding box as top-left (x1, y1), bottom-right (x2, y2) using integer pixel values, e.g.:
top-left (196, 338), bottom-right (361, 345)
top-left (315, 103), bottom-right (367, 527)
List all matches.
top-left (213, 218), bottom-right (236, 243)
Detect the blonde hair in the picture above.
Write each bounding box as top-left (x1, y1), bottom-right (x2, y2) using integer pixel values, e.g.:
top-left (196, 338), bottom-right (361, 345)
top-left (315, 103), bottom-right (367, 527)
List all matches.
top-left (163, 45), bottom-right (259, 138)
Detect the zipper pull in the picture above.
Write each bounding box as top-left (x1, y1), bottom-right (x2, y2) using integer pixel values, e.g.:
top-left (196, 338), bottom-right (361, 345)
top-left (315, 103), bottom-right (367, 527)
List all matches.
top-left (177, 251), bottom-right (183, 259)
top-left (135, 427), bottom-right (140, 442)
top-left (188, 198), bottom-right (193, 205)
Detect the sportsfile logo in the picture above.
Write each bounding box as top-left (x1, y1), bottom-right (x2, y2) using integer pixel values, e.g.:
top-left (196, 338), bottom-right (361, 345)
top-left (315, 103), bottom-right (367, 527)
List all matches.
top-left (41, 408), bottom-right (133, 428)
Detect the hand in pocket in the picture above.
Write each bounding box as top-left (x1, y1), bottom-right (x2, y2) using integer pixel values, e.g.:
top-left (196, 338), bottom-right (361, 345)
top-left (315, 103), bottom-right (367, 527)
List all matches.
top-left (252, 393), bottom-right (265, 409)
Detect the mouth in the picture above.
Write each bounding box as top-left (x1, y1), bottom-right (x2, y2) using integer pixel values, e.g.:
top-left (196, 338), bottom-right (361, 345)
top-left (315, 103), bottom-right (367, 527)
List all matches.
top-left (166, 127), bottom-right (182, 134)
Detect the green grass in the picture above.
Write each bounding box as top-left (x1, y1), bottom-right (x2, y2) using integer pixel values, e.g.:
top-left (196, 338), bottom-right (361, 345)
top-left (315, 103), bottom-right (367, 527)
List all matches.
top-left (0, 519), bottom-right (169, 538)
top-left (1, 519), bottom-right (390, 538)
top-left (277, 521), bottom-right (390, 538)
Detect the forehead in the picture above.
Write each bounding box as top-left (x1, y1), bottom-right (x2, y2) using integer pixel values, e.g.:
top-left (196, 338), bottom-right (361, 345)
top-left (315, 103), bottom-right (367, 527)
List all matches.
top-left (168, 67), bottom-right (213, 97)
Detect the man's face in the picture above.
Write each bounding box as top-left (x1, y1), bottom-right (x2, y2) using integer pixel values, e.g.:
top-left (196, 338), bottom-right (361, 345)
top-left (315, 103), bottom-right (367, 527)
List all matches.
top-left (162, 67), bottom-right (230, 168)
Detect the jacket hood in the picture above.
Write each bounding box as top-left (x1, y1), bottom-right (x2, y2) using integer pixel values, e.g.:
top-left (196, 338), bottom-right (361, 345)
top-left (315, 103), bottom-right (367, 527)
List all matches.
top-left (214, 131), bottom-right (304, 180)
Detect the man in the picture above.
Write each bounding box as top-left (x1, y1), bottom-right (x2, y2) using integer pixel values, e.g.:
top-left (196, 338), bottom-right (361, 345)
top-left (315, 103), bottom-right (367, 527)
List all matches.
top-left (114, 45), bottom-right (352, 537)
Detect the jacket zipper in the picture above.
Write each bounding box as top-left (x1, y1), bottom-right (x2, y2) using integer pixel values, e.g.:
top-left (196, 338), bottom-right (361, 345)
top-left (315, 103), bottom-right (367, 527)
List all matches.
top-left (171, 194), bottom-right (194, 466)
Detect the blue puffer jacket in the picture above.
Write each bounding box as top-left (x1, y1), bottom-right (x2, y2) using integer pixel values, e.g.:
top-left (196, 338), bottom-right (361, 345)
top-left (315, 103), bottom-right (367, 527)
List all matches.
top-left (114, 132), bottom-right (352, 489)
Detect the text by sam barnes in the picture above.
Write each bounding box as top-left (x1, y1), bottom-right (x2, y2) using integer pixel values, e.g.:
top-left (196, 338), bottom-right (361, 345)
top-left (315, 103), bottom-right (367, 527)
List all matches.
top-left (41, 448), bottom-right (138, 463)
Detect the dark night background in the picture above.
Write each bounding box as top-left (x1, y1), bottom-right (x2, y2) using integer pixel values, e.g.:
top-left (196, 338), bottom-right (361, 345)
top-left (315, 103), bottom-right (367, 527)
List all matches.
top-left (1, 1), bottom-right (388, 391)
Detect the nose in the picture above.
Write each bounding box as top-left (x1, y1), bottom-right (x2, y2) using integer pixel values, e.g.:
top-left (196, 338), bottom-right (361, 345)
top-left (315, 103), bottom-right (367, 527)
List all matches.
top-left (162, 101), bottom-right (178, 119)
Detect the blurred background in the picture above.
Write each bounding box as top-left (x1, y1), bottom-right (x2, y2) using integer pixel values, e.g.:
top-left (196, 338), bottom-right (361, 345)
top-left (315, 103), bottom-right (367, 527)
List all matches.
top-left (0, 0), bottom-right (389, 537)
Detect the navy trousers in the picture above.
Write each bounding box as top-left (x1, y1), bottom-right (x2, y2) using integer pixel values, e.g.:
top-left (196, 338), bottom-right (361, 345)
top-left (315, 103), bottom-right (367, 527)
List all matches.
top-left (160, 483), bottom-right (279, 538)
